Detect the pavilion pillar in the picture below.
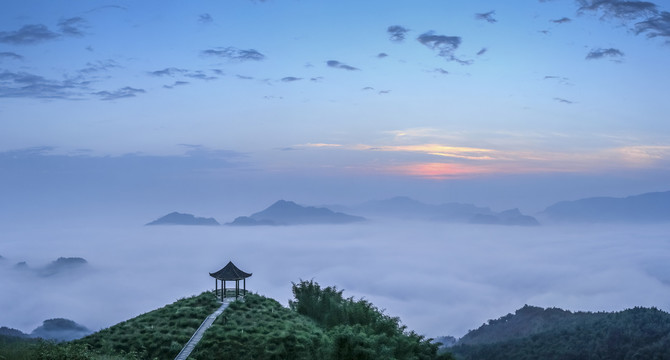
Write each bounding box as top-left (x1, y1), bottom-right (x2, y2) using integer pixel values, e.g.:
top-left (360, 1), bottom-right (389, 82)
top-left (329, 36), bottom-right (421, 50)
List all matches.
top-left (223, 280), bottom-right (227, 300)
top-left (243, 278), bottom-right (246, 296)
top-left (215, 278), bottom-right (218, 298)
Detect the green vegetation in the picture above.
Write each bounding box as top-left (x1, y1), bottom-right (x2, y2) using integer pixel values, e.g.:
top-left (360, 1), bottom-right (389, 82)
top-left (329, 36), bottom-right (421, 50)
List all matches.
top-left (8, 284), bottom-right (670, 360)
top-left (190, 280), bottom-right (453, 360)
top-left (450, 305), bottom-right (670, 360)
top-left (73, 291), bottom-right (220, 359)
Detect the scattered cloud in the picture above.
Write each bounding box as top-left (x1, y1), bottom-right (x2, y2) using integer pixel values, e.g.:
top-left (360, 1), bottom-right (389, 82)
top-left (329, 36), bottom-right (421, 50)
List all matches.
top-left (148, 67), bottom-right (187, 77)
top-left (378, 90), bottom-right (391, 95)
top-left (93, 86), bottom-right (145, 100)
top-left (577, 0), bottom-right (658, 20)
top-left (78, 60), bottom-right (120, 74)
top-left (58, 17), bottom-right (87, 36)
top-left (0, 70), bottom-right (87, 99)
top-left (326, 60), bottom-right (359, 71)
top-left (476, 48), bottom-right (488, 56)
top-left (198, 13), bottom-right (213, 24)
top-left (237, 75), bottom-right (254, 80)
top-left (544, 75), bottom-right (572, 85)
top-left (310, 76), bottom-right (323, 82)
top-left (85, 5), bottom-right (127, 13)
top-left (163, 81), bottom-right (189, 89)
top-left (0, 52), bottom-right (23, 61)
top-left (554, 97), bottom-right (574, 104)
top-left (417, 31), bottom-right (469, 63)
top-left (149, 68), bottom-right (218, 81)
top-left (585, 47), bottom-right (624, 60)
top-left (184, 71), bottom-right (217, 81)
top-left (201, 47), bottom-right (266, 61)
top-left (377, 52), bottom-right (388, 58)
top-left (362, 86), bottom-right (374, 91)
top-left (281, 76), bottom-right (302, 82)
top-left (433, 68), bottom-right (449, 75)
top-left (551, 17), bottom-right (572, 24)
top-left (475, 10), bottom-right (497, 23)
top-left (387, 25), bottom-right (410, 42)
top-left (635, 11), bottom-right (670, 42)
top-left (0, 24), bottom-right (60, 45)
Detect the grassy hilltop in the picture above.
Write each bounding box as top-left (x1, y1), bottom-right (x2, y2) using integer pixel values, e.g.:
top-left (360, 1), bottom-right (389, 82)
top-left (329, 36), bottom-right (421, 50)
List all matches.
top-left (1, 280), bottom-right (451, 359)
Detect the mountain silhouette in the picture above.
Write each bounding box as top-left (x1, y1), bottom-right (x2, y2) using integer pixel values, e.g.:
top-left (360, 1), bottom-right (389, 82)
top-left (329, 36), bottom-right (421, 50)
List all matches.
top-left (228, 200), bottom-right (366, 226)
top-left (541, 190), bottom-right (670, 223)
top-left (146, 212), bottom-right (220, 226)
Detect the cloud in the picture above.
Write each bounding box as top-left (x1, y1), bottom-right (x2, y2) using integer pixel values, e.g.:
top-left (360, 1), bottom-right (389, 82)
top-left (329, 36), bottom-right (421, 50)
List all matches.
top-left (417, 31), bottom-right (468, 63)
top-left (148, 67), bottom-right (187, 77)
top-left (163, 81), bottom-right (190, 89)
top-left (184, 71), bottom-right (217, 81)
top-left (149, 68), bottom-right (218, 80)
top-left (0, 52), bottom-right (23, 61)
top-left (577, 0), bottom-right (658, 20)
top-left (387, 25), bottom-right (410, 42)
top-left (85, 5), bottom-right (127, 13)
top-left (281, 76), bottom-right (302, 82)
top-left (201, 47), bottom-right (266, 61)
top-left (554, 97), bottom-right (574, 104)
top-left (0, 70), bottom-right (87, 99)
top-left (310, 76), bottom-right (323, 82)
top-left (58, 17), bottom-right (87, 36)
top-left (362, 86), bottom-right (374, 91)
top-left (635, 11), bottom-right (670, 42)
top-left (378, 90), bottom-right (391, 95)
top-left (93, 86), bottom-right (145, 100)
top-left (433, 68), bottom-right (449, 75)
top-left (377, 52), bottom-right (388, 58)
top-left (236, 74), bottom-right (254, 80)
top-left (79, 60), bottom-right (120, 74)
top-left (326, 60), bottom-right (359, 71)
top-left (585, 47), bottom-right (625, 59)
top-left (198, 13), bottom-right (213, 24)
top-left (476, 48), bottom-right (488, 56)
top-left (475, 10), bottom-right (497, 23)
top-left (0, 24), bottom-right (60, 45)
top-left (544, 75), bottom-right (572, 85)
top-left (551, 17), bottom-right (572, 23)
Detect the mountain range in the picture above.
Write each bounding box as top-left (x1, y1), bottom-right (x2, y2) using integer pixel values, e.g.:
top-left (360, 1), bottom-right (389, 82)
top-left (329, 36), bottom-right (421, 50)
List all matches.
top-left (145, 190), bottom-right (670, 227)
top-left (227, 200), bottom-right (366, 226)
top-left (343, 196), bottom-right (539, 226)
top-left (540, 190), bottom-right (670, 223)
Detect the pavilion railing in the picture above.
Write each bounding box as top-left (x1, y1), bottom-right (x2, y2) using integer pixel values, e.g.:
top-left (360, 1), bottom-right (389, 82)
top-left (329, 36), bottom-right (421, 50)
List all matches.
top-left (214, 288), bottom-right (249, 299)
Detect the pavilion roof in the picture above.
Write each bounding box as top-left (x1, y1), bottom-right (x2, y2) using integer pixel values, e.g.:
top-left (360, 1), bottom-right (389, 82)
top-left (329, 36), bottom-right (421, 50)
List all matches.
top-left (209, 261), bottom-right (252, 280)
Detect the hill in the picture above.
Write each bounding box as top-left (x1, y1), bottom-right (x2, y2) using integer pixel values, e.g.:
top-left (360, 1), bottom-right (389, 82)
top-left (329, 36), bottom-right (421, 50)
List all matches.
top-left (146, 212), bottom-right (220, 226)
top-left (541, 190), bottom-right (670, 223)
top-left (450, 305), bottom-right (670, 360)
top-left (12, 281), bottom-right (450, 359)
top-left (228, 200), bottom-right (366, 226)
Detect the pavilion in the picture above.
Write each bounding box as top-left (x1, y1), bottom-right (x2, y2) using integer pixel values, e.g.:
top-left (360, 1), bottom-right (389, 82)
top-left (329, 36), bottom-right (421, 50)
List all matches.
top-left (209, 261), bottom-right (252, 301)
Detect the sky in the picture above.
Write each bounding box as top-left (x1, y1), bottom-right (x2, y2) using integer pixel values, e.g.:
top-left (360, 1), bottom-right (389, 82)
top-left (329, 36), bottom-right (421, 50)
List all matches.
top-left (1, 0), bottom-right (670, 213)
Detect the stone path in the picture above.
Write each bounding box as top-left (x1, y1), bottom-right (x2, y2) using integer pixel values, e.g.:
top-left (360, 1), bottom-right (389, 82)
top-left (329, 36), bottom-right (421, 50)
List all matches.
top-left (174, 300), bottom-right (230, 360)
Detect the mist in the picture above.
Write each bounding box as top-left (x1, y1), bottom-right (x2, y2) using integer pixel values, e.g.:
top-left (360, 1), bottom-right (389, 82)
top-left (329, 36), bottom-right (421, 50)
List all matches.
top-left (2, 218), bottom-right (669, 338)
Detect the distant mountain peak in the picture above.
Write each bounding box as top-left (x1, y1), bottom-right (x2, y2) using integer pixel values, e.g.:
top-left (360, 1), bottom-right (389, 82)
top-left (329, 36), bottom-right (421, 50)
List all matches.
top-left (228, 200), bottom-right (366, 226)
top-left (146, 212), bottom-right (220, 226)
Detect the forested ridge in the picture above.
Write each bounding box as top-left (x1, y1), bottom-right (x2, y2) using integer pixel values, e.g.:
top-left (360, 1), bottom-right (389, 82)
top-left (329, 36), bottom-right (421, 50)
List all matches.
top-left (450, 305), bottom-right (670, 360)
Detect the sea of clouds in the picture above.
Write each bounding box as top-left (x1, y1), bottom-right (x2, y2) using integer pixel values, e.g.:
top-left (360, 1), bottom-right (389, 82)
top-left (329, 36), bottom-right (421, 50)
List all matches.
top-left (2, 219), bottom-right (670, 338)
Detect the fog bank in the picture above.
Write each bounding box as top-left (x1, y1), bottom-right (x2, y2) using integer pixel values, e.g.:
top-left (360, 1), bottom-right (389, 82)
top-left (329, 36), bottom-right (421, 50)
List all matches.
top-left (1, 220), bottom-right (669, 338)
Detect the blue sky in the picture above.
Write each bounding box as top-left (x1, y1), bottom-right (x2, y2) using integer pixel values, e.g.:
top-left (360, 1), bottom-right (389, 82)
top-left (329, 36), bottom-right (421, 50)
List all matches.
top-left (1, 0), bottom-right (670, 212)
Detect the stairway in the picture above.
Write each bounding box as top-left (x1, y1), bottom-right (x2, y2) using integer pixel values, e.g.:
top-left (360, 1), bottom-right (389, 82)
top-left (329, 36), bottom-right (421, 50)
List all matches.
top-left (174, 300), bottom-right (230, 360)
